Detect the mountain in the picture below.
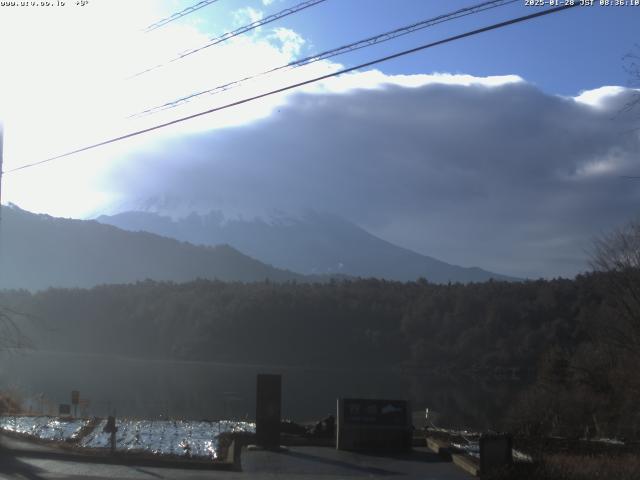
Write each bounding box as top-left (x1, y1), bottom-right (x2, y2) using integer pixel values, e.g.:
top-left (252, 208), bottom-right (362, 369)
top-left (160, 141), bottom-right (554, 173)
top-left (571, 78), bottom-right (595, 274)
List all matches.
top-left (96, 210), bottom-right (516, 283)
top-left (0, 205), bottom-right (306, 291)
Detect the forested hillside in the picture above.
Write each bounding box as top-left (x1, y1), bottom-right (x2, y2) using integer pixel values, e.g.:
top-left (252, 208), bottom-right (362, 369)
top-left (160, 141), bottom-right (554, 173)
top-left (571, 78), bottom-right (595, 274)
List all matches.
top-left (0, 276), bottom-right (590, 370)
top-left (3, 271), bottom-right (636, 437)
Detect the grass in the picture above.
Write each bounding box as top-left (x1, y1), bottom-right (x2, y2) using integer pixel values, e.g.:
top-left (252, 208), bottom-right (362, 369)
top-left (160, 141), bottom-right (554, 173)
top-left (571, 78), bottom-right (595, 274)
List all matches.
top-left (541, 453), bottom-right (640, 480)
top-left (425, 428), bottom-right (640, 479)
top-left (484, 453), bottom-right (640, 480)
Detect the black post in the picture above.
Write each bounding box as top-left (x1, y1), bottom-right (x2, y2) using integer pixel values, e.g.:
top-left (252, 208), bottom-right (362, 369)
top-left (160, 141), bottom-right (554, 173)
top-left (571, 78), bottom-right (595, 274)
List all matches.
top-left (104, 415), bottom-right (118, 455)
top-left (71, 391), bottom-right (79, 418)
top-left (256, 374), bottom-right (281, 449)
top-left (480, 433), bottom-right (513, 476)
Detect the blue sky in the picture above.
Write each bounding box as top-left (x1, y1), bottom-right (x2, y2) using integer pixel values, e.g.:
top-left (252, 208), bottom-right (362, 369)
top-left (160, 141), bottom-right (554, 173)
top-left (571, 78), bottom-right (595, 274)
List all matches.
top-left (178, 0), bottom-right (640, 95)
top-left (1, 0), bottom-right (640, 278)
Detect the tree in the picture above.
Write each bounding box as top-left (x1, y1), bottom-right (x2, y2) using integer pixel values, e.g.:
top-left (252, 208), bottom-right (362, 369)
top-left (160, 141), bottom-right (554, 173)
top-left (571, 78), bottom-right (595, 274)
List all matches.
top-left (0, 306), bottom-right (29, 351)
top-left (590, 219), bottom-right (640, 356)
top-left (622, 44), bottom-right (640, 121)
top-left (0, 306), bottom-right (31, 415)
top-left (586, 219), bottom-right (640, 436)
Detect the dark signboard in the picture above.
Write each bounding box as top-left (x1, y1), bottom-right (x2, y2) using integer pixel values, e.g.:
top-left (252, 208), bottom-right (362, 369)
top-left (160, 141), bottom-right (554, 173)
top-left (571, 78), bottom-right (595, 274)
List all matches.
top-left (256, 374), bottom-right (281, 448)
top-left (343, 399), bottom-right (408, 427)
top-left (59, 404), bottom-right (71, 415)
top-left (337, 398), bottom-right (412, 451)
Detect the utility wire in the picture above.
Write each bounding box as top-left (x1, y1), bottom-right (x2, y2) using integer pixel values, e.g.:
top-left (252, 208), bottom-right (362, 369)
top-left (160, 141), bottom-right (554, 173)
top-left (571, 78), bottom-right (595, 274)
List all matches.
top-left (131, 0), bottom-right (327, 79)
top-left (143, 0), bottom-right (222, 33)
top-left (0, 122), bottom-right (4, 207)
top-left (3, 4), bottom-right (578, 176)
top-left (131, 0), bottom-right (517, 118)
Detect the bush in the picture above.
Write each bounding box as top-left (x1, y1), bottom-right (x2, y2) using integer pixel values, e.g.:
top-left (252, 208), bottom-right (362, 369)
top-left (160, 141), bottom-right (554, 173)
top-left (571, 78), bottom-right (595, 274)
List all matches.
top-left (0, 389), bottom-right (23, 415)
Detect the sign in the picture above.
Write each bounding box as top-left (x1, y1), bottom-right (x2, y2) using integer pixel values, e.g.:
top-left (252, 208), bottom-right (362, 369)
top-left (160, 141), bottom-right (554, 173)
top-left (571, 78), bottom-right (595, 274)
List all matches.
top-left (71, 390), bottom-right (80, 405)
top-left (256, 374), bottom-right (281, 448)
top-left (336, 398), bottom-right (412, 452)
top-left (59, 404), bottom-right (71, 415)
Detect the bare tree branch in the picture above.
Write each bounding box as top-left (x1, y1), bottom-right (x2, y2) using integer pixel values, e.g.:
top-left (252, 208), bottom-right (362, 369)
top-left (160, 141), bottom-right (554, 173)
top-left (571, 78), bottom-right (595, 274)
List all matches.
top-left (0, 306), bottom-right (32, 351)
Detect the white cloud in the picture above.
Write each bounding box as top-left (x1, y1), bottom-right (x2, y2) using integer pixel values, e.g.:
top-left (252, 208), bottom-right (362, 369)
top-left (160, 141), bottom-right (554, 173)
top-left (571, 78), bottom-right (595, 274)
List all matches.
top-left (0, 0), bottom-right (521, 188)
top-left (270, 27), bottom-right (306, 59)
top-left (93, 80), bottom-right (640, 279)
top-left (574, 86), bottom-right (627, 108)
top-left (300, 70), bottom-right (523, 94)
top-left (2, 1), bottom-right (639, 279)
top-left (233, 7), bottom-right (264, 26)
top-left (0, 1), bottom-right (322, 216)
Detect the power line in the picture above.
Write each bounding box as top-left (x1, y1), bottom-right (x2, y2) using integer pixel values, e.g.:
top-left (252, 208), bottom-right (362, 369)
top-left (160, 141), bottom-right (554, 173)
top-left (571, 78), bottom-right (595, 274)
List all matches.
top-left (3, 4), bottom-right (578, 176)
top-left (0, 123), bottom-right (4, 202)
top-left (130, 0), bottom-right (327, 79)
top-left (0, 122), bottom-right (4, 217)
top-left (130, 0), bottom-right (517, 118)
top-left (143, 0), bottom-right (223, 33)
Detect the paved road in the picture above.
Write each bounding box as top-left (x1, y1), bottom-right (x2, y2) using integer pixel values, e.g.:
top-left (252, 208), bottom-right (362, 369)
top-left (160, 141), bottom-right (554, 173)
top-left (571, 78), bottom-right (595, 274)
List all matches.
top-left (0, 436), bottom-right (470, 479)
top-left (241, 446), bottom-right (471, 480)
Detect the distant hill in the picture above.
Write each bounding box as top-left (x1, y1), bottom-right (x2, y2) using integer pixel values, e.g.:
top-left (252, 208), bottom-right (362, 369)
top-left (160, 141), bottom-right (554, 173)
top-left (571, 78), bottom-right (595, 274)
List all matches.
top-left (97, 210), bottom-right (516, 283)
top-left (0, 205), bottom-right (306, 290)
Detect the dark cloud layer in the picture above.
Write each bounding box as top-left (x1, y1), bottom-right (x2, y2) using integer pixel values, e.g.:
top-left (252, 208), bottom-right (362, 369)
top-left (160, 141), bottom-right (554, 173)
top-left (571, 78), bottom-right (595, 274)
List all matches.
top-left (104, 81), bottom-right (640, 278)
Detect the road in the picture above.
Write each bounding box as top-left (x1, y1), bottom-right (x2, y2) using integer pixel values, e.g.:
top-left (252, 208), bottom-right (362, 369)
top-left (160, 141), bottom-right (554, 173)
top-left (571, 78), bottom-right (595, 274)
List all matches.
top-left (0, 435), bottom-right (471, 479)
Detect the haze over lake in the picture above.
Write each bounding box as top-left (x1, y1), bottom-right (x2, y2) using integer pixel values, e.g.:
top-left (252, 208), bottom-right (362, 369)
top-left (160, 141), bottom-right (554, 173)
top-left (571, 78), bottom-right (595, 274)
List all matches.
top-left (0, 350), bottom-right (519, 430)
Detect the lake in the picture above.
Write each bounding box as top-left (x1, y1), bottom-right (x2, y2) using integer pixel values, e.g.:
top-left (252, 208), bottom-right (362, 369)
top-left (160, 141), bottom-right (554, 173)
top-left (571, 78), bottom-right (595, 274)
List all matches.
top-left (0, 349), bottom-right (524, 430)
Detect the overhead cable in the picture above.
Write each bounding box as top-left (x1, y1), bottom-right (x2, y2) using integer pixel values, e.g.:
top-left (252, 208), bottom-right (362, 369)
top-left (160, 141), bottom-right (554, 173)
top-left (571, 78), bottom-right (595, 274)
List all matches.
top-left (3, 4), bottom-right (578, 175)
top-left (143, 0), bottom-right (222, 33)
top-left (131, 0), bottom-right (327, 78)
top-left (131, 0), bottom-right (517, 118)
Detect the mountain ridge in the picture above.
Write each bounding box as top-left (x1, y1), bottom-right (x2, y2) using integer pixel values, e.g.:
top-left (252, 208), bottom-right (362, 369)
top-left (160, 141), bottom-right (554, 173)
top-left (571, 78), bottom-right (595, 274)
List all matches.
top-left (0, 205), bottom-right (310, 291)
top-left (96, 209), bottom-right (517, 283)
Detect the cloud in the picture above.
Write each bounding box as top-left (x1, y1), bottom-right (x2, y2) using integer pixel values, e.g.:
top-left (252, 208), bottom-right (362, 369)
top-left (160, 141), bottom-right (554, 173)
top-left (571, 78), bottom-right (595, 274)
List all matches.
top-left (574, 86), bottom-right (628, 108)
top-left (0, 0), bottom-right (319, 176)
top-left (233, 7), bottom-right (264, 26)
top-left (269, 27), bottom-right (306, 59)
top-left (92, 76), bottom-right (640, 279)
top-left (2, 0), bottom-right (638, 281)
top-left (1, 0), bottom-right (339, 217)
top-left (1, 1), bottom-right (636, 279)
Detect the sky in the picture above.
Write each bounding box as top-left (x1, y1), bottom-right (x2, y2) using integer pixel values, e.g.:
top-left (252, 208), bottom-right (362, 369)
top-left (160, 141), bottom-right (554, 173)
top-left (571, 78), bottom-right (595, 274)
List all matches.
top-left (0, 0), bottom-right (639, 279)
